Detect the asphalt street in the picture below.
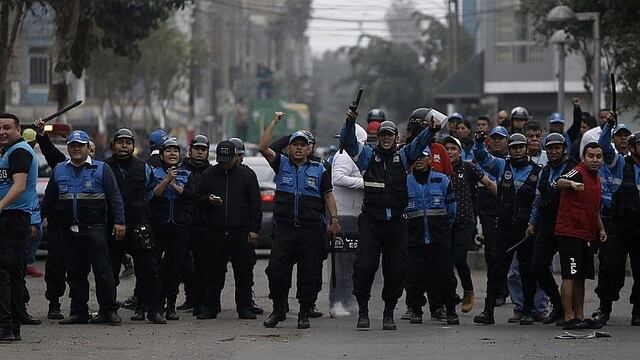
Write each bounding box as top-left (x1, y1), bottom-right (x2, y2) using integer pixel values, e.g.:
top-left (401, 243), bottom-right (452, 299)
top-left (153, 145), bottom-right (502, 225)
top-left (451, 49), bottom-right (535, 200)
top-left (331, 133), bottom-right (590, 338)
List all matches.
top-left (2, 258), bottom-right (638, 360)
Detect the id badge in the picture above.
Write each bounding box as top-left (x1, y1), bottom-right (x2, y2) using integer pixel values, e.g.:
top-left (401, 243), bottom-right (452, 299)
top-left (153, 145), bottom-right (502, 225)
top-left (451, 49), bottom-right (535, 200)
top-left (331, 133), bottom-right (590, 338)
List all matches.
top-left (70, 225), bottom-right (79, 233)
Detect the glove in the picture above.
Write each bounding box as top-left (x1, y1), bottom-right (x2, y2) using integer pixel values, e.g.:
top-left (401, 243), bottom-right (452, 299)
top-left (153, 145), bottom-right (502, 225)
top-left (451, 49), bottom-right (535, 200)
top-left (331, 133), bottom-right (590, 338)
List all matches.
top-left (474, 130), bottom-right (487, 143)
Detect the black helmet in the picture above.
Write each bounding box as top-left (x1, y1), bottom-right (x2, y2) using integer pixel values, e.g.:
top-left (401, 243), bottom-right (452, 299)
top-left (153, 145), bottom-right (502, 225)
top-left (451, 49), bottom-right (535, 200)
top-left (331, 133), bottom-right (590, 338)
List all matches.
top-left (161, 138), bottom-right (180, 151)
top-left (377, 120), bottom-right (398, 135)
top-left (510, 106), bottom-right (530, 121)
top-left (629, 131), bottom-right (640, 146)
top-left (302, 130), bottom-right (316, 144)
top-left (112, 128), bottom-right (134, 144)
top-left (190, 134), bottom-right (210, 150)
top-left (507, 133), bottom-right (527, 147)
top-left (544, 133), bottom-right (565, 147)
top-left (408, 107), bottom-right (430, 125)
top-left (367, 108), bottom-right (386, 123)
top-left (228, 137), bottom-right (245, 154)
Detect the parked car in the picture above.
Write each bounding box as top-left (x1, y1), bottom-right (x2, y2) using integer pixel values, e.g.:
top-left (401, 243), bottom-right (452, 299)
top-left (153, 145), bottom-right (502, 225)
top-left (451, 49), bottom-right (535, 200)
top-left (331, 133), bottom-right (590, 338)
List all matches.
top-left (242, 156), bottom-right (275, 248)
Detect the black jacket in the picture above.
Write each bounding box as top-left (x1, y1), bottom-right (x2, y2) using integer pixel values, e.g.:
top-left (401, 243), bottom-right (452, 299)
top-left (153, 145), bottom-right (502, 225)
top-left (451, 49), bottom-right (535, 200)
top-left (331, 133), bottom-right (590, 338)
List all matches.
top-left (195, 163), bottom-right (262, 233)
top-left (182, 157), bottom-right (212, 227)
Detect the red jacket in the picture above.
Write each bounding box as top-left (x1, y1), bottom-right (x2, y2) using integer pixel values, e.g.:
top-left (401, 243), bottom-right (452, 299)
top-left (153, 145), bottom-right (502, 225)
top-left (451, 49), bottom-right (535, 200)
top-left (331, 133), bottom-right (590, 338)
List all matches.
top-left (555, 163), bottom-right (601, 241)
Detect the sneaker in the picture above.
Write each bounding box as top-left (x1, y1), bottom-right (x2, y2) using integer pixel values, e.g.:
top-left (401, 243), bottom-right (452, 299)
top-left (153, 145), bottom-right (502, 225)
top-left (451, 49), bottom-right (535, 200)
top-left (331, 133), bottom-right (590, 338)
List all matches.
top-left (329, 302), bottom-right (350, 318)
top-left (508, 312), bottom-right (523, 323)
top-left (25, 265), bottom-right (43, 278)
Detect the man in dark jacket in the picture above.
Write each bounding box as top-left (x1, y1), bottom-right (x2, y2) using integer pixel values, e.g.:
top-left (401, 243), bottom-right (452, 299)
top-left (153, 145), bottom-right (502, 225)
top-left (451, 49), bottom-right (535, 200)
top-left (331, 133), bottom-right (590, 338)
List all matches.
top-left (104, 128), bottom-right (165, 324)
top-left (181, 135), bottom-right (212, 316)
top-left (194, 141), bottom-right (262, 319)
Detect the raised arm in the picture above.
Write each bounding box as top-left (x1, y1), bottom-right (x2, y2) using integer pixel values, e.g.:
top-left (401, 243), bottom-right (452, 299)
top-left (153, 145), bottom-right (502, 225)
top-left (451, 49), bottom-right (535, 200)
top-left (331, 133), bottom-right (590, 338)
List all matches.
top-left (473, 136), bottom-right (504, 179)
top-left (400, 126), bottom-right (435, 167)
top-left (259, 112), bottom-right (284, 165)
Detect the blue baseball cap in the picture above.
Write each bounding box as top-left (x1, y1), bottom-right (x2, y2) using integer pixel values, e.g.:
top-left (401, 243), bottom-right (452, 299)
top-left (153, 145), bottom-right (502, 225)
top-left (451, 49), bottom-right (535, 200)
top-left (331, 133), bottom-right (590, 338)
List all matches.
top-left (489, 126), bottom-right (509, 138)
top-left (421, 146), bottom-right (432, 157)
top-left (67, 130), bottom-right (90, 145)
top-left (449, 112), bottom-right (464, 122)
top-left (549, 112), bottom-right (565, 124)
top-left (613, 123), bottom-right (631, 135)
top-left (289, 130), bottom-right (310, 144)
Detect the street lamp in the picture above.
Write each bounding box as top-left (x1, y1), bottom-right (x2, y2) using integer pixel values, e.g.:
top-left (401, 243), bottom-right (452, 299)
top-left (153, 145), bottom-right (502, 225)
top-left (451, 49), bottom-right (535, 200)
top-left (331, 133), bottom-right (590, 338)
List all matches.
top-left (547, 5), bottom-right (601, 114)
top-left (550, 29), bottom-right (574, 114)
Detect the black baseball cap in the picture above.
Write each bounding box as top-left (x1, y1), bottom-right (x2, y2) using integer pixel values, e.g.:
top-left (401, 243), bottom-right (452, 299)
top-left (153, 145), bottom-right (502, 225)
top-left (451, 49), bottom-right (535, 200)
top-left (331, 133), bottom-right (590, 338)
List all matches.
top-left (216, 141), bottom-right (236, 163)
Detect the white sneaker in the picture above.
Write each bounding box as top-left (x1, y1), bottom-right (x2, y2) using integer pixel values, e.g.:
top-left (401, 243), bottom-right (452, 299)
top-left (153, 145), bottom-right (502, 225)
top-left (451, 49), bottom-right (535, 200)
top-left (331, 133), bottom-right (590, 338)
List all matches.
top-left (330, 302), bottom-right (350, 318)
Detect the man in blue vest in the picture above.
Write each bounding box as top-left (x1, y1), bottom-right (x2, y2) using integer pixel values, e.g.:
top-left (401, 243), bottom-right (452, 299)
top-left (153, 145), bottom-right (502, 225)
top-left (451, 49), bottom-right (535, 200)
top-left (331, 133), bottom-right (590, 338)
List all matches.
top-left (0, 113), bottom-right (38, 341)
top-left (405, 147), bottom-right (459, 325)
top-left (340, 107), bottom-right (438, 330)
top-left (259, 112), bottom-right (341, 329)
top-left (473, 132), bottom-right (542, 325)
top-left (527, 133), bottom-right (577, 325)
top-left (594, 115), bottom-right (640, 326)
top-left (41, 130), bottom-right (125, 325)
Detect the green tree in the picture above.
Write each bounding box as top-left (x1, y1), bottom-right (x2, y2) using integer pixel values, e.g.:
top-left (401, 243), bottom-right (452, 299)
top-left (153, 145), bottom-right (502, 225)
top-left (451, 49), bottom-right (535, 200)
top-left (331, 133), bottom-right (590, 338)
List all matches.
top-left (522, 0), bottom-right (640, 112)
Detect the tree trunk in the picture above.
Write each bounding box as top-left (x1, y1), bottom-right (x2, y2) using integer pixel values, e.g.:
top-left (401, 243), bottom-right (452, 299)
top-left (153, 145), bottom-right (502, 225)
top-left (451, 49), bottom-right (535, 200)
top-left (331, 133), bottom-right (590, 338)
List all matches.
top-left (0, 1), bottom-right (25, 113)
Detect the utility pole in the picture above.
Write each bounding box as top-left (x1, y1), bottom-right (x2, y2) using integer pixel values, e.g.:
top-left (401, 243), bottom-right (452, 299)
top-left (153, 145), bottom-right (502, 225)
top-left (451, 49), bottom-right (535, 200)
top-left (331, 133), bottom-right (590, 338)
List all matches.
top-left (451, 0), bottom-right (459, 74)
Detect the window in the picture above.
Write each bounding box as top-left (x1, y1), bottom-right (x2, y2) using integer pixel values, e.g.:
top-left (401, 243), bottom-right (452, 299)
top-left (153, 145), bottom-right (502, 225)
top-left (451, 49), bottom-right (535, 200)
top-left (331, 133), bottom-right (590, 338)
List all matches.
top-left (29, 47), bottom-right (49, 85)
top-left (495, 8), bottom-right (543, 64)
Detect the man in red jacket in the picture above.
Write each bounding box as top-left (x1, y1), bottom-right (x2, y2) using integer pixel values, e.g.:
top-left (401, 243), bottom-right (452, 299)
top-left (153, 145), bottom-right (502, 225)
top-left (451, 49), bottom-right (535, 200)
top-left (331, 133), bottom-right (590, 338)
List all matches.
top-left (555, 142), bottom-right (607, 330)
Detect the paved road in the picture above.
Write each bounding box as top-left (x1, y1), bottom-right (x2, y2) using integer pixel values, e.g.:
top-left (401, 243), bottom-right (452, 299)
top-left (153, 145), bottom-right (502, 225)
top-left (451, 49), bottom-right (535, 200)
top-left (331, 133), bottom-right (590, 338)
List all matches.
top-left (2, 259), bottom-right (637, 359)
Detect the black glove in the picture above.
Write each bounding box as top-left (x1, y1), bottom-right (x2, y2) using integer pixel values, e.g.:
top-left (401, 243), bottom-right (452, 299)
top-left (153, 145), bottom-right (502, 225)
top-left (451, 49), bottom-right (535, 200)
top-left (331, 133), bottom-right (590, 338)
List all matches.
top-left (346, 108), bottom-right (358, 125)
top-left (474, 130), bottom-right (487, 143)
top-left (606, 112), bottom-right (617, 128)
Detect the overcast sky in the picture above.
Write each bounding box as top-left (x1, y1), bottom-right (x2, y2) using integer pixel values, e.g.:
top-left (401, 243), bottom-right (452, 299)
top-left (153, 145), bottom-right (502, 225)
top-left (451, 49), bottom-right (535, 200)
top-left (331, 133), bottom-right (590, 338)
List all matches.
top-left (308, 0), bottom-right (448, 55)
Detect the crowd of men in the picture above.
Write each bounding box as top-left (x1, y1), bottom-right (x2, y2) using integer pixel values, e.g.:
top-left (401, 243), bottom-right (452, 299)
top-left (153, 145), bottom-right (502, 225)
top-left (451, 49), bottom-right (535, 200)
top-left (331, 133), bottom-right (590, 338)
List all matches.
top-left (0, 95), bottom-right (638, 342)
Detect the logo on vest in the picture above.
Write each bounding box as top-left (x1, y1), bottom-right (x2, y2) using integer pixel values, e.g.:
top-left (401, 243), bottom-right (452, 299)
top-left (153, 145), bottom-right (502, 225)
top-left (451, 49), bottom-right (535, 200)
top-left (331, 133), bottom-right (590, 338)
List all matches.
top-left (306, 177), bottom-right (317, 189)
top-left (504, 171), bottom-right (512, 180)
top-left (84, 180), bottom-right (93, 190)
top-left (393, 155), bottom-right (400, 163)
top-left (281, 176), bottom-right (293, 185)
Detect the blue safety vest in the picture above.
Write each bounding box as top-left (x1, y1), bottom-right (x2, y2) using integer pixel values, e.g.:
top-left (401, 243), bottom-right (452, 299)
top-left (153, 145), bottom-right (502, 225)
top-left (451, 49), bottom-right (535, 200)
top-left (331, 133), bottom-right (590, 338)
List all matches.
top-left (274, 155), bottom-right (325, 225)
top-left (406, 170), bottom-right (456, 245)
top-left (0, 140), bottom-right (38, 213)
top-left (150, 164), bottom-right (191, 225)
top-left (51, 160), bottom-right (106, 225)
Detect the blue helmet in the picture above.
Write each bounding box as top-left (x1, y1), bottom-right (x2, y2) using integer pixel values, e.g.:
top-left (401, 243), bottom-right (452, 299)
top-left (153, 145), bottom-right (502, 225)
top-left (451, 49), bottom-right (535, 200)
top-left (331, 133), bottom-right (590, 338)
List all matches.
top-left (449, 112), bottom-right (464, 122)
top-left (548, 112), bottom-right (565, 124)
top-left (149, 129), bottom-right (168, 151)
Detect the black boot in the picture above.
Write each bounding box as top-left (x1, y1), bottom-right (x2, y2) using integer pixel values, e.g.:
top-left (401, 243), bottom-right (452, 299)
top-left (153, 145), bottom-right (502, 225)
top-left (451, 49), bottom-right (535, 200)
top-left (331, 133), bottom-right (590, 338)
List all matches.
top-left (11, 326), bottom-right (21, 341)
top-left (543, 305), bottom-right (564, 325)
top-left (47, 301), bottom-right (64, 320)
top-left (147, 312), bottom-right (167, 324)
top-left (238, 306), bottom-right (258, 320)
top-left (401, 307), bottom-right (413, 321)
top-left (446, 304), bottom-right (460, 325)
top-left (165, 297), bottom-right (179, 321)
top-left (632, 305), bottom-right (640, 326)
top-left (383, 301), bottom-right (397, 330)
top-left (250, 298), bottom-right (264, 315)
top-left (0, 327), bottom-right (15, 342)
top-left (307, 302), bottom-right (323, 318)
top-left (263, 302), bottom-right (286, 328)
top-left (297, 304), bottom-right (310, 329)
top-left (176, 299), bottom-right (193, 311)
top-left (473, 310), bottom-right (495, 325)
top-left (356, 302), bottom-right (370, 329)
top-left (594, 301), bottom-right (611, 325)
top-left (409, 306), bottom-right (422, 324)
top-left (19, 311), bottom-right (41, 325)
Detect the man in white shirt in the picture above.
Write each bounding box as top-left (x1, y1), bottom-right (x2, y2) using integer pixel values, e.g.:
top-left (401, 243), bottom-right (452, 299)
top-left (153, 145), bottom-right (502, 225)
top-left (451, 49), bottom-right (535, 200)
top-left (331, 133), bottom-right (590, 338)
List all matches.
top-left (580, 109), bottom-right (610, 156)
top-left (329, 124), bottom-right (367, 317)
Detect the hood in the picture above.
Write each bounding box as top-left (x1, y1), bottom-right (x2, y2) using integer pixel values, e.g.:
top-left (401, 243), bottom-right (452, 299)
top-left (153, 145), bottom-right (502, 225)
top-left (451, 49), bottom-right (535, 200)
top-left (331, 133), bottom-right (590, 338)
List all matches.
top-left (356, 124), bottom-right (367, 145)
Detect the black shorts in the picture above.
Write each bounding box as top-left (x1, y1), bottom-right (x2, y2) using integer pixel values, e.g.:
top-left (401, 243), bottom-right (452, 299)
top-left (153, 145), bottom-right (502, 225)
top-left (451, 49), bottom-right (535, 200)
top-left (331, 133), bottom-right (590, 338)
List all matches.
top-left (557, 236), bottom-right (595, 280)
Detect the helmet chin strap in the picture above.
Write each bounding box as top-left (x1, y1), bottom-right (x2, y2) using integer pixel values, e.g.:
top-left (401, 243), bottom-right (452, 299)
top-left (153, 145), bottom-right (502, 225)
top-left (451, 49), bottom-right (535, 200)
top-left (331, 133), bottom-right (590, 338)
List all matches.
top-left (510, 156), bottom-right (528, 167)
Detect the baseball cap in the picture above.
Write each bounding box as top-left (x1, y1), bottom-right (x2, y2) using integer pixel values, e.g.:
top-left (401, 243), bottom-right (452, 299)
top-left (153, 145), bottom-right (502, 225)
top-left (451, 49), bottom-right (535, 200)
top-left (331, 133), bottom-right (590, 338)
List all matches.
top-left (549, 112), bottom-right (565, 124)
top-left (448, 112), bottom-right (463, 122)
top-left (441, 135), bottom-right (462, 149)
top-left (420, 146), bottom-right (432, 157)
top-left (377, 121), bottom-right (398, 135)
top-left (613, 123), bottom-right (631, 136)
top-left (22, 128), bottom-right (37, 143)
top-left (367, 121), bottom-right (381, 134)
top-left (489, 126), bottom-right (509, 138)
top-left (67, 130), bottom-right (90, 145)
top-left (190, 134), bottom-right (210, 149)
top-left (289, 130), bottom-right (310, 144)
top-left (216, 141), bottom-right (237, 163)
